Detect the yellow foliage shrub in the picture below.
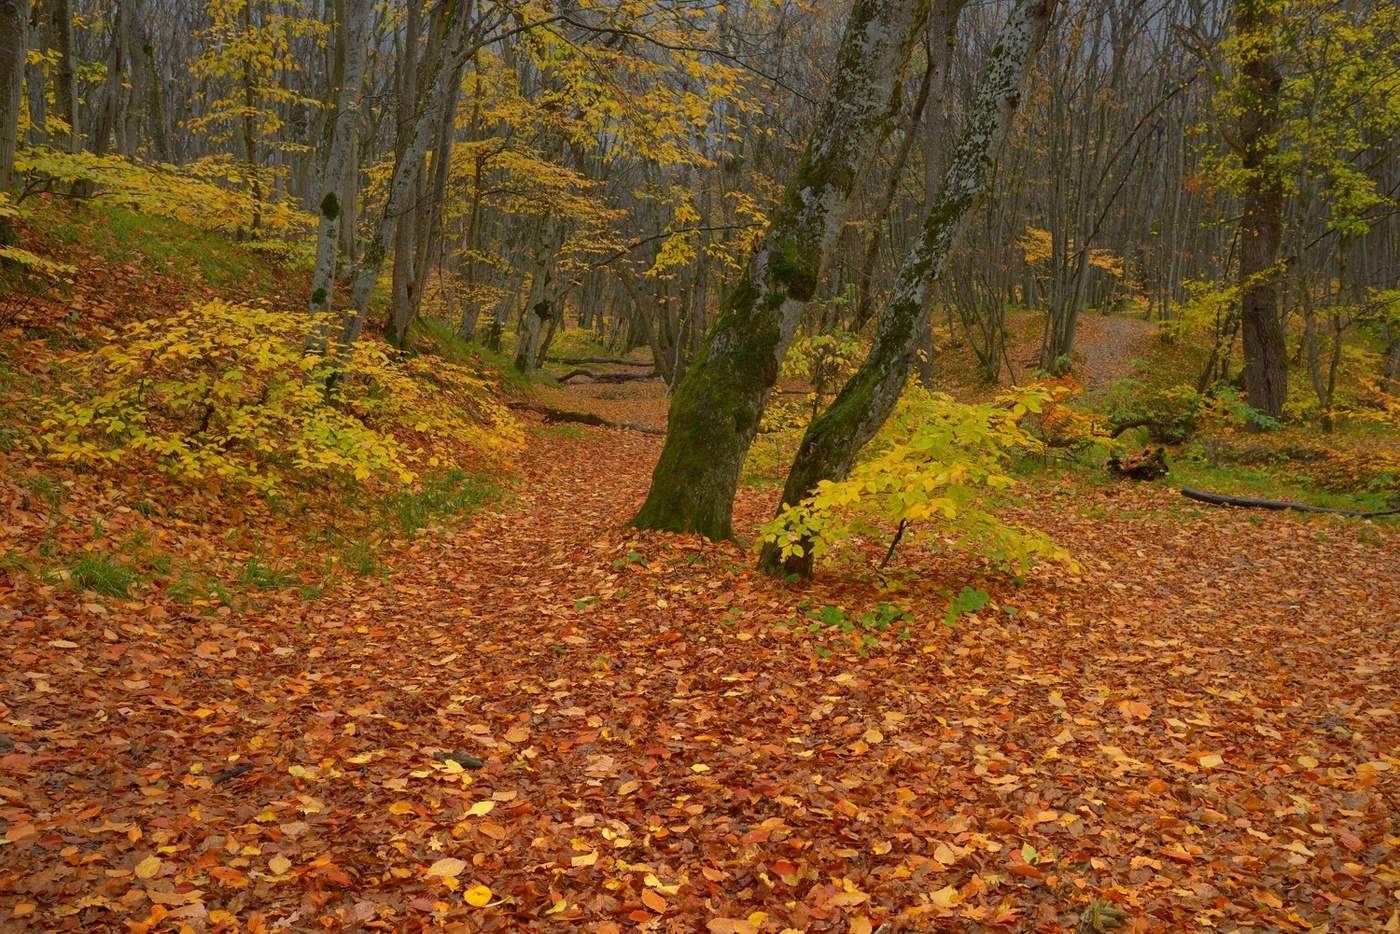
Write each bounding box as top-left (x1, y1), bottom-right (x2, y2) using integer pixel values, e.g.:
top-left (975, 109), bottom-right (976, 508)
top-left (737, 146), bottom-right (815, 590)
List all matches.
top-left (41, 300), bottom-right (520, 493)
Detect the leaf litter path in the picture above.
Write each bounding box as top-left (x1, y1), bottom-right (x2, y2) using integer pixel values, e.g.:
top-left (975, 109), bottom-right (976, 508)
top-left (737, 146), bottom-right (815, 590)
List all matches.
top-left (2, 412), bottom-right (1398, 932)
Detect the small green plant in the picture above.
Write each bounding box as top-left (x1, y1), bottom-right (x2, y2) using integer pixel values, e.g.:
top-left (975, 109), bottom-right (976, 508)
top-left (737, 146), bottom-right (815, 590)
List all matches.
top-left (71, 553), bottom-right (139, 597)
top-left (1077, 898), bottom-right (1128, 933)
top-left (612, 549), bottom-right (647, 569)
top-left (785, 601), bottom-right (915, 655)
top-left (239, 554), bottom-right (294, 590)
top-left (340, 538), bottom-right (383, 577)
top-left (23, 474), bottom-right (67, 509)
top-left (943, 586), bottom-right (989, 626)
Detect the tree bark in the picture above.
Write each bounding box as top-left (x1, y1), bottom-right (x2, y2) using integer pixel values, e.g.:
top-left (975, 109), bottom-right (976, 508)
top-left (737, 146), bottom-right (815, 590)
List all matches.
top-left (632, 0), bottom-right (931, 541)
top-left (339, 0), bottom-right (477, 346)
top-left (307, 0), bottom-right (371, 326)
top-left (23, 0), bottom-right (44, 148)
top-left (760, 0), bottom-right (1056, 578)
top-left (50, 0), bottom-right (75, 152)
top-left (0, 0), bottom-right (25, 244)
top-left (1235, 0), bottom-right (1287, 419)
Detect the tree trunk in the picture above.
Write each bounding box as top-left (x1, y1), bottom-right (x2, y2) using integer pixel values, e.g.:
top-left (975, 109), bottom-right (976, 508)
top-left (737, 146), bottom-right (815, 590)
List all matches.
top-left (1235, 0), bottom-right (1287, 419)
top-left (307, 0), bottom-right (371, 326)
top-left (0, 0), bottom-right (25, 244)
top-left (240, 0), bottom-right (262, 236)
top-left (632, 0), bottom-right (930, 541)
top-left (760, 0), bottom-right (1056, 578)
top-left (339, 0), bottom-right (475, 346)
top-left (24, 0), bottom-right (44, 148)
top-left (50, 0), bottom-right (75, 152)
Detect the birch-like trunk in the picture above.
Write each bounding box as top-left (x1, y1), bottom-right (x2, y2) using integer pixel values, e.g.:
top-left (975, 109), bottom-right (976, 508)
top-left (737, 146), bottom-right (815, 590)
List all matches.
top-left (339, 0), bottom-right (475, 346)
top-left (632, 0), bottom-right (931, 541)
top-left (760, 0), bottom-right (1056, 578)
top-left (307, 0), bottom-right (371, 331)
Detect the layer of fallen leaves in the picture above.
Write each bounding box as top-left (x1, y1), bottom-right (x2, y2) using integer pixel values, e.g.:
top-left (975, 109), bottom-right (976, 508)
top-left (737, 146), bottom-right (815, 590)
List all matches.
top-left (2, 409), bottom-right (1397, 932)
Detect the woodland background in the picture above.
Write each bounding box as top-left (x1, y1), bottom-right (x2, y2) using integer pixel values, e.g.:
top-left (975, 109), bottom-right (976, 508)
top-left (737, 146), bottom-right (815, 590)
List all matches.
top-left (0, 0), bottom-right (1398, 930)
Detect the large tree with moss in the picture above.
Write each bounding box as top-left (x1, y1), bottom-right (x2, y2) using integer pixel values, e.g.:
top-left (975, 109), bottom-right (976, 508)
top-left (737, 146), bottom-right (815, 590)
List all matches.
top-left (760, 0), bottom-right (1057, 578)
top-left (631, 0), bottom-right (932, 541)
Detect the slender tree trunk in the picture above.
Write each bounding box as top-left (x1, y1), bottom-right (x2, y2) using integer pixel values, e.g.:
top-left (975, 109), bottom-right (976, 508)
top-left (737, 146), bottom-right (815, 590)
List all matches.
top-left (1235, 0), bottom-right (1287, 418)
top-left (141, 34), bottom-right (167, 160)
top-left (240, 0), bottom-right (262, 236)
top-left (0, 0), bottom-right (25, 245)
top-left (24, 0), bottom-right (44, 148)
top-left (760, 0), bottom-right (1056, 578)
top-left (632, 0), bottom-right (931, 541)
top-left (340, 0), bottom-right (475, 346)
top-left (50, 0), bottom-right (75, 152)
top-left (852, 52), bottom-right (935, 333)
top-left (390, 57), bottom-right (462, 347)
top-left (307, 0), bottom-right (371, 327)
top-left (389, 1), bottom-right (421, 342)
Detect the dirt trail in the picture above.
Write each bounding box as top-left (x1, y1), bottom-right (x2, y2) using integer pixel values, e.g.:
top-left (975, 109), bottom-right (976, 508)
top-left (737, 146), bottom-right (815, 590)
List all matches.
top-left (2, 394), bottom-right (1398, 931)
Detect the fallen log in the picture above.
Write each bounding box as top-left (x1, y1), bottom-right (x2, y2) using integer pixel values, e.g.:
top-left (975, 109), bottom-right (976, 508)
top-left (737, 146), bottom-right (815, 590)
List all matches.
top-left (556, 369), bottom-right (658, 384)
top-left (550, 356), bottom-right (654, 368)
top-left (1180, 487), bottom-right (1400, 518)
top-left (1108, 447), bottom-right (1168, 481)
top-left (508, 402), bottom-right (666, 436)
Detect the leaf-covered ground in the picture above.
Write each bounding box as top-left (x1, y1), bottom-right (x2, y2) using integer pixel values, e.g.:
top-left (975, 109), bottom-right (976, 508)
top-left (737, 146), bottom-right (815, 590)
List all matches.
top-left (2, 396), bottom-right (1398, 932)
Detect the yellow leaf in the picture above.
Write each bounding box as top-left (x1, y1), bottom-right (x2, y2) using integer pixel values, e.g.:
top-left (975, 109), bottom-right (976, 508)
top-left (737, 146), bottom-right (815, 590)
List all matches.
top-left (466, 800), bottom-right (495, 817)
top-left (134, 855), bottom-right (162, 879)
top-left (571, 850), bottom-right (598, 867)
top-left (464, 884), bottom-right (493, 907)
top-left (268, 855), bottom-right (292, 875)
top-left (929, 884), bottom-right (961, 908)
top-left (690, 763), bottom-right (710, 773)
top-left (388, 800), bottom-right (414, 815)
top-left (1199, 754), bottom-right (1224, 769)
top-left (427, 857), bottom-right (467, 879)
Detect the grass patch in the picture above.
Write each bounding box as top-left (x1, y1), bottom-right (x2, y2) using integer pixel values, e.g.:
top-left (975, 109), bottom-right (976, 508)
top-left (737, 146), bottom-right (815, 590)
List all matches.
top-left (71, 553), bottom-right (140, 597)
top-left (239, 553), bottom-right (296, 590)
top-left (381, 468), bottom-right (502, 538)
top-left (35, 201), bottom-right (274, 293)
top-left (1166, 457), bottom-right (1395, 515)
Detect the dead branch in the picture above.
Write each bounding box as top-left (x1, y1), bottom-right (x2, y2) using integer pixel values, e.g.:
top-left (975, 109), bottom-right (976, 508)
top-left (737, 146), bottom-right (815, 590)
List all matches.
top-left (1180, 487), bottom-right (1400, 518)
top-left (508, 402), bottom-right (665, 436)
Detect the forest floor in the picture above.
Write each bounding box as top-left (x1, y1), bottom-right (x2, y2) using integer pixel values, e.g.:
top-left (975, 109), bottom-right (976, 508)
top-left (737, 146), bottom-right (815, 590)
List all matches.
top-left (3, 368), bottom-right (1398, 932)
top-left (3, 204), bottom-right (1398, 930)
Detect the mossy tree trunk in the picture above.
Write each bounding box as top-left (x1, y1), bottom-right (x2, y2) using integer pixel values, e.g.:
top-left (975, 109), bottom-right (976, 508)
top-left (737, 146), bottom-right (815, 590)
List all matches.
top-left (759, 0), bottom-right (1056, 578)
top-left (1235, 0), bottom-right (1287, 419)
top-left (632, 0), bottom-right (931, 541)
